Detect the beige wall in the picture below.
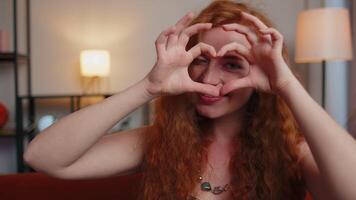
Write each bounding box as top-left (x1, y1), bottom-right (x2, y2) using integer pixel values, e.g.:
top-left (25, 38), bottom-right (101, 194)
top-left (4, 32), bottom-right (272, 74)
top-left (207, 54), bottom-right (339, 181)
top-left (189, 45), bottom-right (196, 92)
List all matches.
top-left (0, 0), bottom-right (309, 174)
top-left (350, 0), bottom-right (356, 136)
top-left (30, 0), bottom-right (207, 95)
top-left (29, 0), bottom-right (306, 96)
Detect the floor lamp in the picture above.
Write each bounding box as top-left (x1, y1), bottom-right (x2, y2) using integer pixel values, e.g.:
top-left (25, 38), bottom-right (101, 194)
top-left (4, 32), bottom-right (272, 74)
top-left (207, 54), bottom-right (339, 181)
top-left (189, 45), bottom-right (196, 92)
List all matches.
top-left (295, 7), bottom-right (353, 108)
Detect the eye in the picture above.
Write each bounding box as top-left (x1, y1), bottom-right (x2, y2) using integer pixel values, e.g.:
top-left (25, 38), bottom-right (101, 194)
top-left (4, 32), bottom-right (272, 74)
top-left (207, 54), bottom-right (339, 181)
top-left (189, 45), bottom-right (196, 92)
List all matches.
top-left (224, 62), bottom-right (242, 71)
top-left (192, 56), bottom-right (209, 65)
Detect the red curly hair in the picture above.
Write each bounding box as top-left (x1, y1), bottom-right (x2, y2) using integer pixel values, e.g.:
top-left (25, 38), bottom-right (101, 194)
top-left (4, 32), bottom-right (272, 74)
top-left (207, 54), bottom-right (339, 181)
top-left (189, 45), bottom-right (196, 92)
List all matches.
top-left (139, 0), bottom-right (307, 199)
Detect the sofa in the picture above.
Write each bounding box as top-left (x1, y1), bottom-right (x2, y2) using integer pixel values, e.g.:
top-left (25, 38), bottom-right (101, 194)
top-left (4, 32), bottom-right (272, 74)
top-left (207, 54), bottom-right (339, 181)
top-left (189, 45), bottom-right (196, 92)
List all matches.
top-left (0, 171), bottom-right (142, 200)
top-left (0, 171), bottom-right (313, 200)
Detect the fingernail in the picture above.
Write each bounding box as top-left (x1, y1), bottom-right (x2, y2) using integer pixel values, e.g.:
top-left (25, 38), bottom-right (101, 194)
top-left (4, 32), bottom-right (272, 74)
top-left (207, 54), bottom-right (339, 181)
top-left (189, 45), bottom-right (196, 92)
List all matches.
top-left (259, 30), bottom-right (269, 34)
top-left (187, 11), bottom-right (194, 17)
top-left (222, 24), bottom-right (232, 29)
top-left (205, 23), bottom-right (212, 28)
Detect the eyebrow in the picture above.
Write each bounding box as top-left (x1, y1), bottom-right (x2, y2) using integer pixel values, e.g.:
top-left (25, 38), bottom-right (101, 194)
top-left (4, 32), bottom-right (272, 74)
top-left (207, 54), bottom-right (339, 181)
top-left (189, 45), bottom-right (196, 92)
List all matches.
top-left (199, 53), bottom-right (245, 61)
top-left (221, 54), bottom-right (243, 61)
top-left (199, 54), bottom-right (213, 59)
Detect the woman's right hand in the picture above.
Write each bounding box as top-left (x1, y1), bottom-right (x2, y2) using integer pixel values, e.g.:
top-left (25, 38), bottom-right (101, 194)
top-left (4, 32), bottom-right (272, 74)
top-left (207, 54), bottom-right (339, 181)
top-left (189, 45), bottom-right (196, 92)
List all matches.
top-left (144, 12), bottom-right (220, 98)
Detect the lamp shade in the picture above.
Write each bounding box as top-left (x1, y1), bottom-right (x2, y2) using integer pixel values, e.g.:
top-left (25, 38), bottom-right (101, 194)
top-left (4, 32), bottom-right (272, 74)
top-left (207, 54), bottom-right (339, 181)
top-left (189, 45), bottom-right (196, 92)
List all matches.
top-left (295, 8), bottom-right (353, 63)
top-left (80, 50), bottom-right (110, 77)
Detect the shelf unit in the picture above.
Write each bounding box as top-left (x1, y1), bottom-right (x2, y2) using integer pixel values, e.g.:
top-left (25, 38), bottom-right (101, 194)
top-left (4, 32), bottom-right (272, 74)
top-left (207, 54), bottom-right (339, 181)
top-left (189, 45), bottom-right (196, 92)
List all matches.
top-left (0, 0), bottom-right (149, 173)
top-left (0, 0), bottom-right (32, 173)
top-left (0, 3), bottom-right (116, 172)
top-left (0, 52), bottom-right (27, 62)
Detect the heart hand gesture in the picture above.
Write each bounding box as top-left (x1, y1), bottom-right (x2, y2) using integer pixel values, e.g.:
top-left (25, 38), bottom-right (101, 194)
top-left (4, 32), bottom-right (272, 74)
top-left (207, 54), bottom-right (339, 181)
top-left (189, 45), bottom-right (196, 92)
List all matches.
top-left (219, 12), bottom-right (296, 95)
top-left (144, 12), bottom-right (220, 98)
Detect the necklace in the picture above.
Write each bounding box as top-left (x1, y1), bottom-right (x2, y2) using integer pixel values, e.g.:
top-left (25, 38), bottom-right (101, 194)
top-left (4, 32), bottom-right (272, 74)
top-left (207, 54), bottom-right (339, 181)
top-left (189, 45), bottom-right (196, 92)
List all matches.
top-left (198, 174), bottom-right (230, 195)
top-left (195, 167), bottom-right (230, 195)
top-left (188, 155), bottom-right (231, 199)
top-left (186, 175), bottom-right (230, 200)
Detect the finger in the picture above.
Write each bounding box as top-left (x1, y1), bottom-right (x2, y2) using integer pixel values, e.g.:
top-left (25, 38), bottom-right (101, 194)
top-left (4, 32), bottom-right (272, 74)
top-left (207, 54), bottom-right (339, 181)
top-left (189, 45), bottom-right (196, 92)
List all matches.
top-left (240, 12), bottom-right (268, 30)
top-left (190, 82), bottom-right (220, 96)
top-left (166, 33), bottom-right (179, 49)
top-left (239, 12), bottom-right (272, 43)
top-left (179, 23), bottom-right (212, 46)
top-left (222, 23), bottom-right (258, 45)
top-left (174, 11), bottom-right (195, 34)
top-left (165, 12), bottom-right (195, 49)
top-left (221, 78), bottom-right (254, 95)
top-left (188, 42), bottom-right (216, 60)
top-left (259, 28), bottom-right (283, 51)
top-left (216, 42), bottom-right (253, 64)
top-left (155, 26), bottom-right (177, 56)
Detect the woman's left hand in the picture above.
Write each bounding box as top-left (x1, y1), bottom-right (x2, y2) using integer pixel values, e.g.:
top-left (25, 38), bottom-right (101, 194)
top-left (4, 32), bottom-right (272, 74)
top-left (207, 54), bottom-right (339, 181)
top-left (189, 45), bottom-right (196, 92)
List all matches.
top-left (218, 11), bottom-right (296, 95)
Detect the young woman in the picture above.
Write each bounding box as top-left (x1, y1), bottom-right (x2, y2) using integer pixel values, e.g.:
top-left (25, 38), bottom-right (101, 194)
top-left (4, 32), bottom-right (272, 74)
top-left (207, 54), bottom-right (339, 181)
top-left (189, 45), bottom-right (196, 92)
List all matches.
top-left (24, 1), bottom-right (356, 199)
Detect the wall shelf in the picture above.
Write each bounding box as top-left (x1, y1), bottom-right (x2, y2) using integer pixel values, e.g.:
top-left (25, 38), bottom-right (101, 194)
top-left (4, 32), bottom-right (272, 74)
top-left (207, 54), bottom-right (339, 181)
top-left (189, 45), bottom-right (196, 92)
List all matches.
top-left (0, 0), bottom-right (148, 173)
top-left (0, 124), bottom-right (35, 138)
top-left (0, 0), bottom-right (32, 173)
top-left (0, 52), bottom-right (28, 63)
top-left (0, 128), bottom-right (16, 137)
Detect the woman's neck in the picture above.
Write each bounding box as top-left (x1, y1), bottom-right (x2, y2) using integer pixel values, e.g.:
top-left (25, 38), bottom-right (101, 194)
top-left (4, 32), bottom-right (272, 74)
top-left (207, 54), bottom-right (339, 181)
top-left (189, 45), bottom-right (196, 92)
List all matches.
top-left (209, 108), bottom-right (245, 146)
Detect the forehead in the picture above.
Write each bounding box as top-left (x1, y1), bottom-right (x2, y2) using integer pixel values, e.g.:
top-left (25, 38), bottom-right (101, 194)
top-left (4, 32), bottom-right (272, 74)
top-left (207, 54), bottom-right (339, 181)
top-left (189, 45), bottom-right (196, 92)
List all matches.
top-left (198, 26), bottom-right (251, 52)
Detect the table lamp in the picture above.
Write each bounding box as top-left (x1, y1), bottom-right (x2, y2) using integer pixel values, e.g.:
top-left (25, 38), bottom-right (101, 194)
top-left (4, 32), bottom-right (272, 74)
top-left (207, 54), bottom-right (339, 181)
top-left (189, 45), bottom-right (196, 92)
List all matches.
top-left (80, 50), bottom-right (111, 94)
top-left (295, 7), bottom-right (353, 107)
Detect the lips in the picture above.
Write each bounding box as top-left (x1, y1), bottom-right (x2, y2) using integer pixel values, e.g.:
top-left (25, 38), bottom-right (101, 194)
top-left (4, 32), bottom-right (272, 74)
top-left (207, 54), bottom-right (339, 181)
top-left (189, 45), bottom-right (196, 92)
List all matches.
top-left (198, 94), bottom-right (223, 104)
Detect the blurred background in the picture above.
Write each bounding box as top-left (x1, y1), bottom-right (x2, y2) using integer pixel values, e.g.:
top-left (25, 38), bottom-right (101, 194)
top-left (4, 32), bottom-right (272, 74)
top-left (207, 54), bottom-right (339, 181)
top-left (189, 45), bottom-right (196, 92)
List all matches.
top-left (0, 0), bottom-right (355, 174)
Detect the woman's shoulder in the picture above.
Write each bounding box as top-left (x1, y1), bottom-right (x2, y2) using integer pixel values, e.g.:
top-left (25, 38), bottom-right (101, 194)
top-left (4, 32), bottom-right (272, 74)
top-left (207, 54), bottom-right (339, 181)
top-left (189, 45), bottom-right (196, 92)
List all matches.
top-left (296, 140), bottom-right (333, 199)
top-left (297, 140), bottom-right (317, 171)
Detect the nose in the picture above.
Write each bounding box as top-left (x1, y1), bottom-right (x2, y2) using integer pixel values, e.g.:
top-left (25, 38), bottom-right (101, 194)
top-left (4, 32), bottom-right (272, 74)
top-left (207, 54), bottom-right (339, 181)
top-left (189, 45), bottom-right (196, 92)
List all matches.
top-left (200, 62), bottom-right (223, 86)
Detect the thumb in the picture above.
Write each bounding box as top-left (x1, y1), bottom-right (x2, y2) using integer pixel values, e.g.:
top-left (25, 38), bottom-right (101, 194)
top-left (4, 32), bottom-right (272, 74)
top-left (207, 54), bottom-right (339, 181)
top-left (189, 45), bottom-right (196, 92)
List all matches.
top-left (221, 78), bottom-right (254, 96)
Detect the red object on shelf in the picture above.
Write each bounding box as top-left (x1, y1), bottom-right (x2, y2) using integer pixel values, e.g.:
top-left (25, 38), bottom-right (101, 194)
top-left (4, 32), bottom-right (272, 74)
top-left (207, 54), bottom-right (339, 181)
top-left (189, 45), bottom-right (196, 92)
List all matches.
top-left (0, 102), bottom-right (9, 129)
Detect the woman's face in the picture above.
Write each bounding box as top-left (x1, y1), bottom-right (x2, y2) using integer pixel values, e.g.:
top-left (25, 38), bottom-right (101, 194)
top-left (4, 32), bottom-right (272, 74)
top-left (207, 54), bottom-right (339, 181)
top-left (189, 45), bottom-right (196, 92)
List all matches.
top-left (189, 26), bottom-right (255, 119)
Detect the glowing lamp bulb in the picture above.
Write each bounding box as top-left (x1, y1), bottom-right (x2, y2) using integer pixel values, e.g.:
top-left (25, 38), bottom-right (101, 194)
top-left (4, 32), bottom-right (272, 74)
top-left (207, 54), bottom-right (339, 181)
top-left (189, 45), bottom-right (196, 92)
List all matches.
top-left (80, 50), bottom-right (110, 77)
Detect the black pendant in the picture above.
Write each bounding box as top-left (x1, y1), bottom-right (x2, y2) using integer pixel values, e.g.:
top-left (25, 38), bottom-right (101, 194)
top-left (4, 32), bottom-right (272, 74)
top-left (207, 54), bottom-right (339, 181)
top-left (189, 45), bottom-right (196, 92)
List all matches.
top-left (200, 182), bottom-right (211, 191)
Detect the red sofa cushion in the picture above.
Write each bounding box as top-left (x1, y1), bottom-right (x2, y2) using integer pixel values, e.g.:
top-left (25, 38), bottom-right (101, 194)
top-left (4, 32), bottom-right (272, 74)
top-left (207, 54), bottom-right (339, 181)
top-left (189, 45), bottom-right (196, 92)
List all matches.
top-left (0, 171), bottom-right (314, 199)
top-left (0, 172), bottom-right (142, 200)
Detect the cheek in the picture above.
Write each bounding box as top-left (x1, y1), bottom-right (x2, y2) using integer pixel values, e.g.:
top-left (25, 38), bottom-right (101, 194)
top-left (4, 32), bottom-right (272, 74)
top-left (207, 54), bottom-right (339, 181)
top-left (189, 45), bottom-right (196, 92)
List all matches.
top-left (188, 65), bottom-right (205, 81)
top-left (228, 88), bottom-right (254, 107)
top-left (223, 72), bottom-right (246, 83)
